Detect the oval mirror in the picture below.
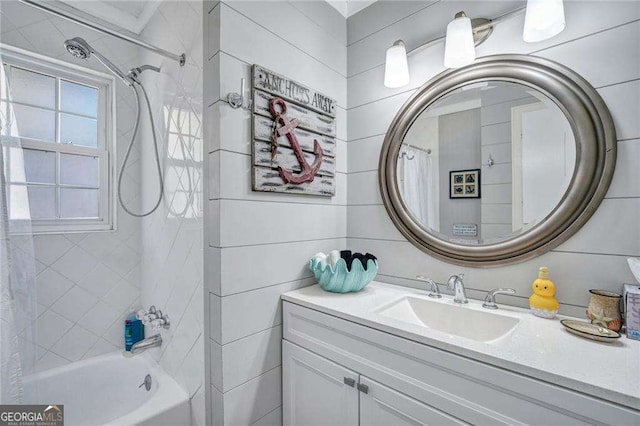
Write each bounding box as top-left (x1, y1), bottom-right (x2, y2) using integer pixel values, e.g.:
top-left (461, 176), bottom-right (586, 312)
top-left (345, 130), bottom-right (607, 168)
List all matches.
top-left (379, 55), bottom-right (616, 267)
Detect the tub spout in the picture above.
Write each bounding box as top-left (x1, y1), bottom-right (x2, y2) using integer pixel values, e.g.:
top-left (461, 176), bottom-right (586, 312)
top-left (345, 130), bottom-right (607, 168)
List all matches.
top-left (130, 334), bottom-right (162, 355)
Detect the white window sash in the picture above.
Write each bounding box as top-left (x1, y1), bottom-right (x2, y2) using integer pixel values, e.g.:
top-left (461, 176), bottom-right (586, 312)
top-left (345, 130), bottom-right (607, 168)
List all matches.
top-left (0, 44), bottom-right (117, 234)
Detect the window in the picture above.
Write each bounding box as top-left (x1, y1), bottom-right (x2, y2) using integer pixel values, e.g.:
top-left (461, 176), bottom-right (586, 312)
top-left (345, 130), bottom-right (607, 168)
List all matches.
top-left (0, 48), bottom-right (115, 233)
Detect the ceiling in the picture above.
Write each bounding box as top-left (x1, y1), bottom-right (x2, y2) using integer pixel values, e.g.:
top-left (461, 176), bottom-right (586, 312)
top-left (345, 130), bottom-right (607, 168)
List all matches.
top-left (326, 1), bottom-right (378, 18)
top-left (21, 0), bottom-right (374, 36)
top-left (57, 0), bottom-right (161, 34)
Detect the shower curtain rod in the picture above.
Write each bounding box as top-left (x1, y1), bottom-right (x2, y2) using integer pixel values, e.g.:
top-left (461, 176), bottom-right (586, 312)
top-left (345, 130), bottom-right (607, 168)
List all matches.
top-left (18, 0), bottom-right (186, 66)
top-left (402, 143), bottom-right (432, 154)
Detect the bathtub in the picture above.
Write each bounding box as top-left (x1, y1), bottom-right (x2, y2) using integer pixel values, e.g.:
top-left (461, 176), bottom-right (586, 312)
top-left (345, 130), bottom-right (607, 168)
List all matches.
top-left (24, 351), bottom-right (190, 426)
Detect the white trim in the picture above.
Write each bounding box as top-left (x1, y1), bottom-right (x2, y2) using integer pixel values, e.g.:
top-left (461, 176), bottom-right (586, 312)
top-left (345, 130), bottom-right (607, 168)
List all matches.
top-left (0, 44), bottom-right (117, 234)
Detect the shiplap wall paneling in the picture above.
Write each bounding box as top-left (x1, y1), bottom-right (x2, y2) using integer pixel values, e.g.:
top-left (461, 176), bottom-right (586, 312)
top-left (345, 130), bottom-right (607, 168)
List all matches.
top-left (207, 2), bottom-right (347, 425)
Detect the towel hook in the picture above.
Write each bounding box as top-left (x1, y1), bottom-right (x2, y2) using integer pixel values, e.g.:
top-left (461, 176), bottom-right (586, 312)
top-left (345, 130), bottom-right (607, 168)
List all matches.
top-left (485, 154), bottom-right (495, 168)
top-left (227, 78), bottom-right (251, 110)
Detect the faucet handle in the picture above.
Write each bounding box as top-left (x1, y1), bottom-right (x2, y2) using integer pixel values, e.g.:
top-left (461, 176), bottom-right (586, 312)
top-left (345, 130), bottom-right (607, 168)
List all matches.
top-left (416, 275), bottom-right (441, 298)
top-left (483, 288), bottom-right (516, 309)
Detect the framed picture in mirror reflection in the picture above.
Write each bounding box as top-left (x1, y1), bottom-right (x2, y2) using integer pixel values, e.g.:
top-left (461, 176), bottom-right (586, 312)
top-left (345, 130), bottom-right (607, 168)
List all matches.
top-left (450, 169), bottom-right (480, 199)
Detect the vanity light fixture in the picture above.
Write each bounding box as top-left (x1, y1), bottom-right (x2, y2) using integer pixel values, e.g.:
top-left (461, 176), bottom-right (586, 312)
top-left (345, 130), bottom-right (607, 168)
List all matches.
top-left (383, 2), bottom-right (567, 88)
top-left (384, 40), bottom-right (410, 88)
top-left (384, 11), bottom-right (494, 87)
top-left (523, 0), bottom-right (566, 43)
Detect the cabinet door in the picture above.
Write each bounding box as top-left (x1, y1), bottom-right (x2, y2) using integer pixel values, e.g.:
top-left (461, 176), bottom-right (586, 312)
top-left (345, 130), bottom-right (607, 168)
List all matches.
top-left (283, 341), bottom-right (359, 426)
top-left (359, 376), bottom-right (468, 426)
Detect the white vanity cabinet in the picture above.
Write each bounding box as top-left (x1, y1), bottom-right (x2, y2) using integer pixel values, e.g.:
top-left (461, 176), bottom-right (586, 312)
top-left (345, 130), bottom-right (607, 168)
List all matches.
top-left (284, 341), bottom-right (463, 426)
top-left (282, 300), bottom-right (640, 426)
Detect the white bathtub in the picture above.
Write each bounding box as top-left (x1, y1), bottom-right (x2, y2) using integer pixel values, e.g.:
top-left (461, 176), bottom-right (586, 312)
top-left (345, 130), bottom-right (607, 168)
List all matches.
top-left (24, 351), bottom-right (190, 426)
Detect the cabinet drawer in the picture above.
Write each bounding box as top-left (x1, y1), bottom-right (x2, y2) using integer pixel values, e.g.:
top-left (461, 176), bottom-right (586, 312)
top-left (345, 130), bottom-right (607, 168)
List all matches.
top-left (284, 301), bottom-right (640, 425)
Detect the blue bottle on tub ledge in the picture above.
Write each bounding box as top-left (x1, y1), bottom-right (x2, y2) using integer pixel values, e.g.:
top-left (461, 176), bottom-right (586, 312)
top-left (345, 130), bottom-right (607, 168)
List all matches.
top-left (125, 312), bottom-right (144, 352)
top-left (309, 250), bottom-right (378, 293)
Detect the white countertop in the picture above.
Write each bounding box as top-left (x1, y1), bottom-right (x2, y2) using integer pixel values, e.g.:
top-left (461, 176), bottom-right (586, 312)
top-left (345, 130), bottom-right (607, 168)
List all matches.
top-left (282, 281), bottom-right (640, 411)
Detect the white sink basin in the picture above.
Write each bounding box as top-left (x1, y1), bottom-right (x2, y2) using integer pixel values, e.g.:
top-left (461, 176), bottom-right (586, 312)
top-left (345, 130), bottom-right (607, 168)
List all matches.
top-left (377, 296), bottom-right (520, 342)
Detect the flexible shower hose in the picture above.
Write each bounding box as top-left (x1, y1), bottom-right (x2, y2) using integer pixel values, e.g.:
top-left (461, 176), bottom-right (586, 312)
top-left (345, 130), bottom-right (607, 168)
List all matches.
top-left (117, 82), bottom-right (164, 217)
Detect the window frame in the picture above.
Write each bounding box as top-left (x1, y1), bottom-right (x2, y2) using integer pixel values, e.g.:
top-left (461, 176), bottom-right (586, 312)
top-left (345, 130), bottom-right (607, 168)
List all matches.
top-left (0, 44), bottom-right (117, 234)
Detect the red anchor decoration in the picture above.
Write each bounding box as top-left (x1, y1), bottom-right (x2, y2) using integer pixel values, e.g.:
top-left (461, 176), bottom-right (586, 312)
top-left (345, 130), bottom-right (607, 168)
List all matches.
top-left (269, 97), bottom-right (323, 184)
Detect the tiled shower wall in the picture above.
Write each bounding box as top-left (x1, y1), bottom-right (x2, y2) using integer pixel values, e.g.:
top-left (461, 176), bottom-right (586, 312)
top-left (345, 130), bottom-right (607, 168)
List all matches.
top-left (205, 1), bottom-right (347, 424)
top-left (346, 0), bottom-right (640, 315)
top-left (0, 0), bottom-right (144, 371)
top-left (137, 2), bottom-right (206, 425)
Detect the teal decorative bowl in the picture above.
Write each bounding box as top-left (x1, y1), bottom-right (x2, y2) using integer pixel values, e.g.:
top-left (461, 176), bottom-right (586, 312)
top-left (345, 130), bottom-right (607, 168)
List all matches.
top-left (308, 257), bottom-right (378, 293)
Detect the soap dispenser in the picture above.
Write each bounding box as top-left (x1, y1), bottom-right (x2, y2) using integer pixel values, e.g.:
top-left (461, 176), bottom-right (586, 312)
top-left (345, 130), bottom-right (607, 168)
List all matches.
top-left (529, 267), bottom-right (559, 318)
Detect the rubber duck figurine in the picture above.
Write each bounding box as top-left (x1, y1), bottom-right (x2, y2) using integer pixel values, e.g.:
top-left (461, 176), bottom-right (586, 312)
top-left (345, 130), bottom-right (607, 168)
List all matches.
top-left (529, 267), bottom-right (559, 319)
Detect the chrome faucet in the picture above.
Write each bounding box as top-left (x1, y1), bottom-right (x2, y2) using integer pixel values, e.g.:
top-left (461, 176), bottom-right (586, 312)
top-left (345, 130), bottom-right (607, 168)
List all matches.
top-left (416, 275), bottom-right (441, 298)
top-left (447, 274), bottom-right (468, 304)
top-left (130, 334), bottom-right (162, 355)
top-left (482, 288), bottom-right (516, 309)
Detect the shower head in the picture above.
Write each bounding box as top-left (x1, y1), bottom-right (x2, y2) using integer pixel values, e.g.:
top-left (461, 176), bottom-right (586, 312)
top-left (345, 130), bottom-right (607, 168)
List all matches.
top-left (64, 37), bottom-right (133, 86)
top-left (64, 37), bottom-right (91, 59)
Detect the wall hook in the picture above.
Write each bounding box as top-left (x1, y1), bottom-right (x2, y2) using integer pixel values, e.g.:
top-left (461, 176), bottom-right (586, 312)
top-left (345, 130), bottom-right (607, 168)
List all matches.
top-left (486, 154), bottom-right (495, 168)
top-left (227, 78), bottom-right (251, 110)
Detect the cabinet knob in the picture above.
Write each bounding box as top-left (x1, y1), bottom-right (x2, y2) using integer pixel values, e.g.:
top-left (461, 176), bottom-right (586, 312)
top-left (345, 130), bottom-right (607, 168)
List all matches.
top-left (357, 383), bottom-right (369, 394)
top-left (343, 377), bottom-right (355, 387)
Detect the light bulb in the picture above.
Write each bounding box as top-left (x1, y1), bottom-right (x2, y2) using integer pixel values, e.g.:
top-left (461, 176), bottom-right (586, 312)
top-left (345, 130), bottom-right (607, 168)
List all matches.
top-left (384, 40), bottom-right (410, 88)
top-left (444, 12), bottom-right (476, 69)
top-left (523, 0), bottom-right (565, 42)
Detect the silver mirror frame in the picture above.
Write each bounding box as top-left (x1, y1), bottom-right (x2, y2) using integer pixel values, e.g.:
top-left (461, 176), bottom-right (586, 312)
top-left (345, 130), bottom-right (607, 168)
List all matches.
top-left (379, 54), bottom-right (616, 267)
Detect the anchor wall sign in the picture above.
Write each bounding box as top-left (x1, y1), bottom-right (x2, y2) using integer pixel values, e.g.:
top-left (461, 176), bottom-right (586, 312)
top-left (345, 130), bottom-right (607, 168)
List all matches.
top-left (251, 65), bottom-right (337, 197)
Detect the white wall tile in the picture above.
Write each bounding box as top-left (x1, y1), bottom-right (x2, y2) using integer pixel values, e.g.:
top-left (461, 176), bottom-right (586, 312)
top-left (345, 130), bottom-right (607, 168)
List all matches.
top-left (50, 324), bottom-right (98, 362)
top-left (50, 286), bottom-right (98, 323)
top-left (219, 238), bottom-right (346, 296)
top-left (347, 170), bottom-right (381, 205)
top-left (348, 91), bottom-right (411, 141)
top-left (36, 268), bottom-right (74, 307)
top-left (607, 139), bottom-right (640, 198)
top-left (348, 205), bottom-right (403, 241)
top-left (290, 0), bottom-right (346, 46)
top-left (347, 0), bottom-right (435, 45)
top-left (218, 278), bottom-right (311, 344)
top-left (348, 135), bottom-right (384, 173)
top-left (220, 325), bottom-right (282, 392)
top-left (251, 406), bottom-right (282, 426)
top-left (207, 3), bottom-right (221, 59)
top-left (222, 366), bottom-right (282, 426)
top-left (216, 200), bottom-right (346, 247)
top-left (538, 21), bottom-right (640, 89)
top-left (599, 80), bottom-right (640, 141)
top-left (555, 198), bottom-right (640, 256)
top-left (226, 1), bottom-right (346, 76)
top-left (37, 310), bottom-right (73, 350)
top-left (210, 338), bottom-right (223, 391)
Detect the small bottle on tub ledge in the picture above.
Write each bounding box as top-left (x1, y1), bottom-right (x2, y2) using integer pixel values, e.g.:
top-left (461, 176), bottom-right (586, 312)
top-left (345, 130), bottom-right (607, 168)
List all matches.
top-left (529, 267), bottom-right (559, 319)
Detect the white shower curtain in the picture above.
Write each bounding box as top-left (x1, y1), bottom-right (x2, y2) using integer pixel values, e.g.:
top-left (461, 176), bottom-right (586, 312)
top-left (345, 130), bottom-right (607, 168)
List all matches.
top-left (401, 149), bottom-right (439, 230)
top-left (0, 73), bottom-right (38, 403)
